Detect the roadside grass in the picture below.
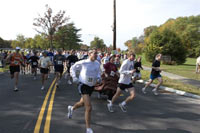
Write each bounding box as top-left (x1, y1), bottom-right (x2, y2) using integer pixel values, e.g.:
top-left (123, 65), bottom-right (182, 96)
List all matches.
top-left (0, 65), bottom-right (9, 73)
top-left (139, 54), bottom-right (200, 81)
top-left (141, 70), bottom-right (200, 96)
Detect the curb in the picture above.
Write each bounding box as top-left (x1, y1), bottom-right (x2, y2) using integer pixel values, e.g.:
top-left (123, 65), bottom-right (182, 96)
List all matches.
top-left (136, 80), bottom-right (200, 99)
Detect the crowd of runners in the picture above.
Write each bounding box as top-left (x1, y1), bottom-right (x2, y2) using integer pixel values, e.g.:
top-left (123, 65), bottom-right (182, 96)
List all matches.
top-left (0, 47), bottom-right (163, 133)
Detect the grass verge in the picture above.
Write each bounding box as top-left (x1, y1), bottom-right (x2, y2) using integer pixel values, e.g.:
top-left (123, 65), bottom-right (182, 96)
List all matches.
top-left (139, 54), bottom-right (200, 81)
top-left (0, 65), bottom-right (9, 73)
top-left (141, 70), bottom-right (200, 96)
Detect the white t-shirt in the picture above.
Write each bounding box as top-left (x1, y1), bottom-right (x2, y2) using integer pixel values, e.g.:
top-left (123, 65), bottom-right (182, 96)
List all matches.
top-left (196, 56), bottom-right (200, 65)
top-left (70, 59), bottom-right (101, 87)
top-left (102, 56), bottom-right (109, 65)
top-left (39, 56), bottom-right (51, 68)
top-left (118, 59), bottom-right (135, 85)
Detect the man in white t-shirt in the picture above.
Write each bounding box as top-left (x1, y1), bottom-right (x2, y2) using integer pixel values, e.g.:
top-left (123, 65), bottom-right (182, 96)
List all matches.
top-left (196, 56), bottom-right (200, 73)
top-left (107, 52), bottom-right (136, 113)
top-left (67, 49), bottom-right (101, 133)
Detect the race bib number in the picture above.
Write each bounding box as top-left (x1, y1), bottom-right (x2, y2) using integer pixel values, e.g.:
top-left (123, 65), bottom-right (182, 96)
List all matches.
top-left (42, 62), bottom-right (47, 67)
top-left (14, 61), bottom-right (19, 65)
top-left (33, 62), bottom-right (37, 65)
top-left (110, 71), bottom-right (115, 77)
top-left (87, 77), bottom-right (93, 83)
top-left (57, 61), bottom-right (62, 65)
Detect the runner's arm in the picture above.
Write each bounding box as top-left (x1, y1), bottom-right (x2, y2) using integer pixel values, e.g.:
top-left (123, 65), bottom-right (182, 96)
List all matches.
top-left (119, 61), bottom-right (134, 75)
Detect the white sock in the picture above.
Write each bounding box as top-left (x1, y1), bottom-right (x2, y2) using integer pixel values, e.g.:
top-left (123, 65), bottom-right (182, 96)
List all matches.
top-left (121, 101), bottom-right (126, 106)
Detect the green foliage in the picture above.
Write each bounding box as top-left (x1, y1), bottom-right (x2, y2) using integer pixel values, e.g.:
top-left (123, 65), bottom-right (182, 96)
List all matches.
top-left (145, 29), bottom-right (187, 64)
top-left (124, 35), bottom-right (145, 54)
top-left (90, 37), bottom-right (106, 50)
top-left (0, 37), bottom-right (11, 48)
top-left (159, 15), bottom-right (200, 57)
top-left (11, 34), bottom-right (26, 48)
top-left (54, 23), bottom-right (81, 50)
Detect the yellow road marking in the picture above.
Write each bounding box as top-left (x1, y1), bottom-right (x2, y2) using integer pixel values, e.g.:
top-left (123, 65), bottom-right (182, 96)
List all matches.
top-left (34, 78), bottom-right (56, 133)
top-left (44, 83), bottom-right (57, 133)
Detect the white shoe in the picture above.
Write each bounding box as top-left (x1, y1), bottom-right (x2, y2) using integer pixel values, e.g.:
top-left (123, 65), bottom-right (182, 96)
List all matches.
top-left (142, 87), bottom-right (147, 94)
top-left (41, 86), bottom-right (44, 90)
top-left (67, 80), bottom-right (72, 85)
top-left (107, 103), bottom-right (114, 113)
top-left (119, 103), bottom-right (127, 112)
top-left (67, 105), bottom-right (73, 119)
top-left (152, 88), bottom-right (159, 96)
top-left (86, 128), bottom-right (93, 133)
top-left (14, 87), bottom-right (18, 91)
top-left (107, 99), bottom-right (111, 103)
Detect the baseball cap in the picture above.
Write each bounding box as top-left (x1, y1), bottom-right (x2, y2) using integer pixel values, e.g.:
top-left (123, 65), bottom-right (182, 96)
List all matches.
top-left (16, 47), bottom-right (21, 50)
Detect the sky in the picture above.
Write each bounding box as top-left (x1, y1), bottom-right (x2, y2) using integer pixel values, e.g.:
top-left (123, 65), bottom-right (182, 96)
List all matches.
top-left (0, 0), bottom-right (200, 50)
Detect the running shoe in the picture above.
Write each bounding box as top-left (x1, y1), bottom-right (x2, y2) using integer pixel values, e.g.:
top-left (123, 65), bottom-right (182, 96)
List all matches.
top-left (14, 87), bottom-right (18, 91)
top-left (86, 128), bottom-right (93, 133)
top-left (152, 88), bottom-right (159, 96)
top-left (34, 77), bottom-right (36, 80)
top-left (67, 80), bottom-right (72, 85)
top-left (119, 103), bottom-right (127, 112)
top-left (67, 105), bottom-right (73, 119)
top-left (107, 103), bottom-right (114, 113)
top-left (142, 87), bottom-right (147, 94)
top-left (41, 86), bottom-right (44, 90)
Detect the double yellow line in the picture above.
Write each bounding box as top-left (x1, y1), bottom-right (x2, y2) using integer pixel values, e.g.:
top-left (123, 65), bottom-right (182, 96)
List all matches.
top-left (34, 78), bottom-right (57, 133)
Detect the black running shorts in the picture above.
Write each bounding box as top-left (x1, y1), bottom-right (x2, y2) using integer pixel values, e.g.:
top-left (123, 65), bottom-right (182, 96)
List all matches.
top-left (9, 66), bottom-right (20, 75)
top-left (40, 68), bottom-right (49, 74)
top-left (118, 83), bottom-right (134, 91)
top-left (54, 65), bottom-right (64, 74)
top-left (78, 83), bottom-right (94, 96)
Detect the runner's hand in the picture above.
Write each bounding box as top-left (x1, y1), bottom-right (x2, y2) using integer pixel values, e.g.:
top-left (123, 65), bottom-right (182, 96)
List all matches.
top-left (97, 78), bottom-right (102, 84)
top-left (73, 77), bottom-right (79, 84)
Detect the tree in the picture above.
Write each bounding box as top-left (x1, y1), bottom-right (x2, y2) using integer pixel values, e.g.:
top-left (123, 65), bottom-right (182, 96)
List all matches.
top-left (54, 23), bottom-right (81, 50)
top-left (90, 37), bottom-right (106, 50)
top-left (11, 34), bottom-right (26, 48)
top-left (34, 34), bottom-right (49, 49)
top-left (25, 38), bottom-right (35, 48)
top-left (124, 36), bottom-right (145, 54)
top-left (145, 29), bottom-right (187, 64)
top-left (33, 4), bottom-right (69, 49)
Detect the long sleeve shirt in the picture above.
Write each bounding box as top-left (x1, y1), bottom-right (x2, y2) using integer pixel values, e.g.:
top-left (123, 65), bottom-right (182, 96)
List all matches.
top-left (70, 59), bottom-right (101, 87)
top-left (118, 59), bottom-right (135, 84)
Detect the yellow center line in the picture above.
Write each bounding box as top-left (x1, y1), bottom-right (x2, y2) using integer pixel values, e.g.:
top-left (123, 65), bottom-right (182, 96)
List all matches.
top-left (44, 83), bottom-right (57, 133)
top-left (34, 78), bottom-right (56, 133)
top-left (43, 70), bottom-right (67, 133)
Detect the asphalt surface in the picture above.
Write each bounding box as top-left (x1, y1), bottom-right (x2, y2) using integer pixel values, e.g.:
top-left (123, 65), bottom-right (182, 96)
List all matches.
top-left (0, 72), bottom-right (200, 133)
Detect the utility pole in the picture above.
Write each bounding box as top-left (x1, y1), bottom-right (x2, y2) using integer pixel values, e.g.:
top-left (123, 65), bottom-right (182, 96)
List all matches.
top-left (113, 0), bottom-right (116, 50)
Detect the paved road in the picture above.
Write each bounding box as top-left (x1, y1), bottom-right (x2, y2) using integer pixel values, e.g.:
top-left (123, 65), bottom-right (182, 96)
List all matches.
top-left (0, 72), bottom-right (200, 133)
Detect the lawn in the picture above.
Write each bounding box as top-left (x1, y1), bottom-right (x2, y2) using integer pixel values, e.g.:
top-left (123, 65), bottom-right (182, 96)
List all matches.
top-left (0, 65), bottom-right (9, 72)
top-left (141, 70), bottom-right (200, 96)
top-left (139, 54), bottom-right (200, 81)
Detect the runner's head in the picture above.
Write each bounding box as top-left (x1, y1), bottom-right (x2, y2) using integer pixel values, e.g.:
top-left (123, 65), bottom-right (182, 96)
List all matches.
top-left (16, 47), bottom-right (20, 53)
top-left (89, 49), bottom-right (97, 61)
top-left (42, 51), bottom-right (48, 57)
top-left (155, 54), bottom-right (162, 61)
top-left (70, 50), bottom-right (75, 55)
top-left (109, 55), bottom-right (115, 63)
top-left (57, 49), bottom-right (62, 55)
top-left (128, 51), bottom-right (135, 61)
